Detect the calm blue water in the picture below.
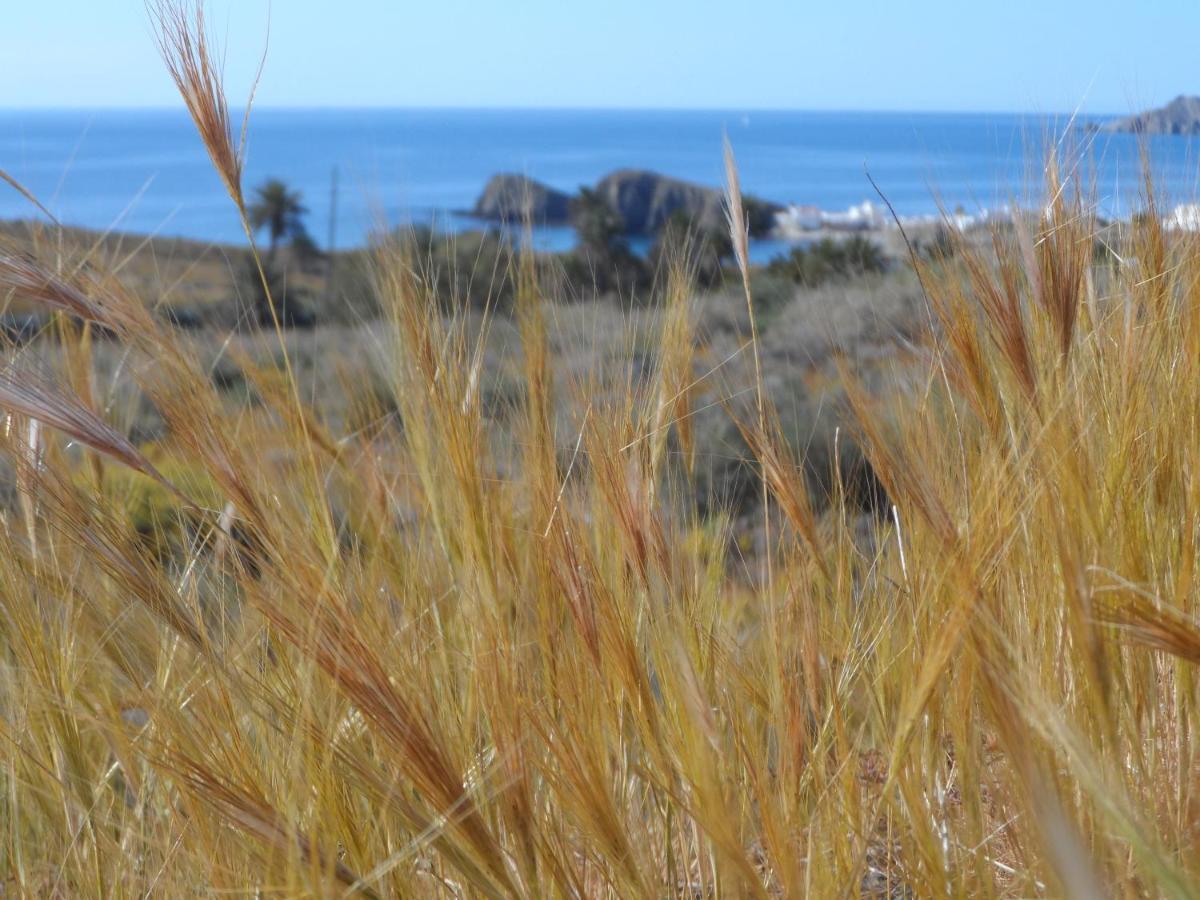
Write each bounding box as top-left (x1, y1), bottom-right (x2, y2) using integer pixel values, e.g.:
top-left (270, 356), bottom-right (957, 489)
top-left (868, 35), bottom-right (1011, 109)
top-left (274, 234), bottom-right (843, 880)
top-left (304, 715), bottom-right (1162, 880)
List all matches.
top-left (1, 108), bottom-right (1199, 255)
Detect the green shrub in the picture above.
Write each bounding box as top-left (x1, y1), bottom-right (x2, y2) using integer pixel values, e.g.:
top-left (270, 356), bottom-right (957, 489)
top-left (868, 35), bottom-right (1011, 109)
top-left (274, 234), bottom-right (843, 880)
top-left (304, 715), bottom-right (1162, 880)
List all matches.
top-left (98, 448), bottom-right (223, 559)
top-left (647, 210), bottom-right (732, 290)
top-left (768, 235), bottom-right (888, 287)
top-left (565, 188), bottom-right (648, 296)
top-left (746, 269), bottom-right (797, 319)
top-left (406, 227), bottom-right (520, 312)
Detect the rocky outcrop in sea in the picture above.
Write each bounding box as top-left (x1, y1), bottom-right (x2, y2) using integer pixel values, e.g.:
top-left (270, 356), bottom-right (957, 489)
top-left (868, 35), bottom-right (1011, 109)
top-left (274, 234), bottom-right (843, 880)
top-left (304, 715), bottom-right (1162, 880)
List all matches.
top-left (472, 174), bottom-right (572, 224)
top-left (471, 169), bottom-right (781, 236)
top-left (592, 169), bottom-right (729, 234)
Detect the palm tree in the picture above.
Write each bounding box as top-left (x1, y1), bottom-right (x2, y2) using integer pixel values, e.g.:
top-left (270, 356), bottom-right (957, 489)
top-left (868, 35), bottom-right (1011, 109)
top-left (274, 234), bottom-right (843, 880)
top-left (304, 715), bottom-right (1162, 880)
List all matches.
top-left (248, 179), bottom-right (309, 261)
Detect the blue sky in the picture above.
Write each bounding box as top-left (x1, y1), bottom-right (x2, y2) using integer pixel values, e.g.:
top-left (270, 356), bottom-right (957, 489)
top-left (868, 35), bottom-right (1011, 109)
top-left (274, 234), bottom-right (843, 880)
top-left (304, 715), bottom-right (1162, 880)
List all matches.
top-left (0, 1), bottom-right (1193, 113)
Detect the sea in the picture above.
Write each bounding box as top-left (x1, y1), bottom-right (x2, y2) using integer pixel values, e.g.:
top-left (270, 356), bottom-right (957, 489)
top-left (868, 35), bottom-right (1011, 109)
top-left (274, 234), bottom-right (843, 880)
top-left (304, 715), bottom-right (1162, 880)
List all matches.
top-left (1, 108), bottom-right (1199, 262)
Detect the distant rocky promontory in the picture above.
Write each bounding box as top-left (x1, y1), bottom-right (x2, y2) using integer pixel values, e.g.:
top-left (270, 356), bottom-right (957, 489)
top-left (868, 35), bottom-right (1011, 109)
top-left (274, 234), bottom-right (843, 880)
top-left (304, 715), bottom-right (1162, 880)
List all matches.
top-left (592, 169), bottom-right (731, 233)
top-left (471, 170), bottom-right (782, 237)
top-left (472, 174), bottom-right (573, 224)
top-left (1105, 95), bottom-right (1200, 135)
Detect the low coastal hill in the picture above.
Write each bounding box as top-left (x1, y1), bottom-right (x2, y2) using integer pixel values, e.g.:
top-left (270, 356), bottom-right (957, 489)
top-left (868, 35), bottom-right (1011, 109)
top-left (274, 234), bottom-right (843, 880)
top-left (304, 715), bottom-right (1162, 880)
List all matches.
top-left (0, 220), bottom-right (330, 332)
top-left (1105, 95), bottom-right (1200, 135)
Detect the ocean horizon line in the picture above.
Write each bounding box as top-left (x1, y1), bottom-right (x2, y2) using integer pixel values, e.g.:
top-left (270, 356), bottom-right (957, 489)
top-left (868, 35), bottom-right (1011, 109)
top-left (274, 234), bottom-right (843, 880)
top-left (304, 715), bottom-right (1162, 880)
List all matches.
top-left (0, 103), bottom-right (1131, 119)
top-left (1, 105), bottom-right (1193, 252)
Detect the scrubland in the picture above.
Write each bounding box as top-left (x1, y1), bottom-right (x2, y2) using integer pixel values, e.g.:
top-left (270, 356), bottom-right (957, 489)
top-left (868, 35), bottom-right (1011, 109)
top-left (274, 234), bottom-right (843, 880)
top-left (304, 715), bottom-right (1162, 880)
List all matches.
top-left (0, 4), bottom-right (1197, 897)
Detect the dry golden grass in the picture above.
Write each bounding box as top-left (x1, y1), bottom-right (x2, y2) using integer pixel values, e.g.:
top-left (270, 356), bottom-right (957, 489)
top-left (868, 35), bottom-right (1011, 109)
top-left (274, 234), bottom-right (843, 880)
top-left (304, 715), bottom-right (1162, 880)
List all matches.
top-left (0, 4), bottom-right (1196, 897)
top-left (0, 219), bottom-right (329, 324)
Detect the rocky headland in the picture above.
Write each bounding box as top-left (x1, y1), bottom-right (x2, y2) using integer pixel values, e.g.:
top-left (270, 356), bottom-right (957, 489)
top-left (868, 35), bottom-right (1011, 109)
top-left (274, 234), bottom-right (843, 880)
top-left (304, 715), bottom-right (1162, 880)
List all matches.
top-left (1105, 95), bottom-right (1200, 135)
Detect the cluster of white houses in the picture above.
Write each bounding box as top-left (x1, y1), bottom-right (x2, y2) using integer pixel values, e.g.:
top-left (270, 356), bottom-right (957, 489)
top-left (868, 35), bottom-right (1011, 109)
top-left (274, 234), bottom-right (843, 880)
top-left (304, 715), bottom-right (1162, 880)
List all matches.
top-left (773, 198), bottom-right (1200, 237)
top-left (771, 200), bottom-right (1009, 238)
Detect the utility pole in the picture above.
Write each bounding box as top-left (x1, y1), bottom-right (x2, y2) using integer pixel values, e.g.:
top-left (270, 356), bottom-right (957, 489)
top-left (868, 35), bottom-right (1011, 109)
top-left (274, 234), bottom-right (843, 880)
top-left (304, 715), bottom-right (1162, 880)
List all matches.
top-left (324, 166), bottom-right (339, 307)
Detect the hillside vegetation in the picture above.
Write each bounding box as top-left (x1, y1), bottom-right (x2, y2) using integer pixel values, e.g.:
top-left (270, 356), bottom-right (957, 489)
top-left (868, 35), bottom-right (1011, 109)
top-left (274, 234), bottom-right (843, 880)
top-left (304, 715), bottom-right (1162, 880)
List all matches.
top-left (0, 4), bottom-right (1197, 897)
